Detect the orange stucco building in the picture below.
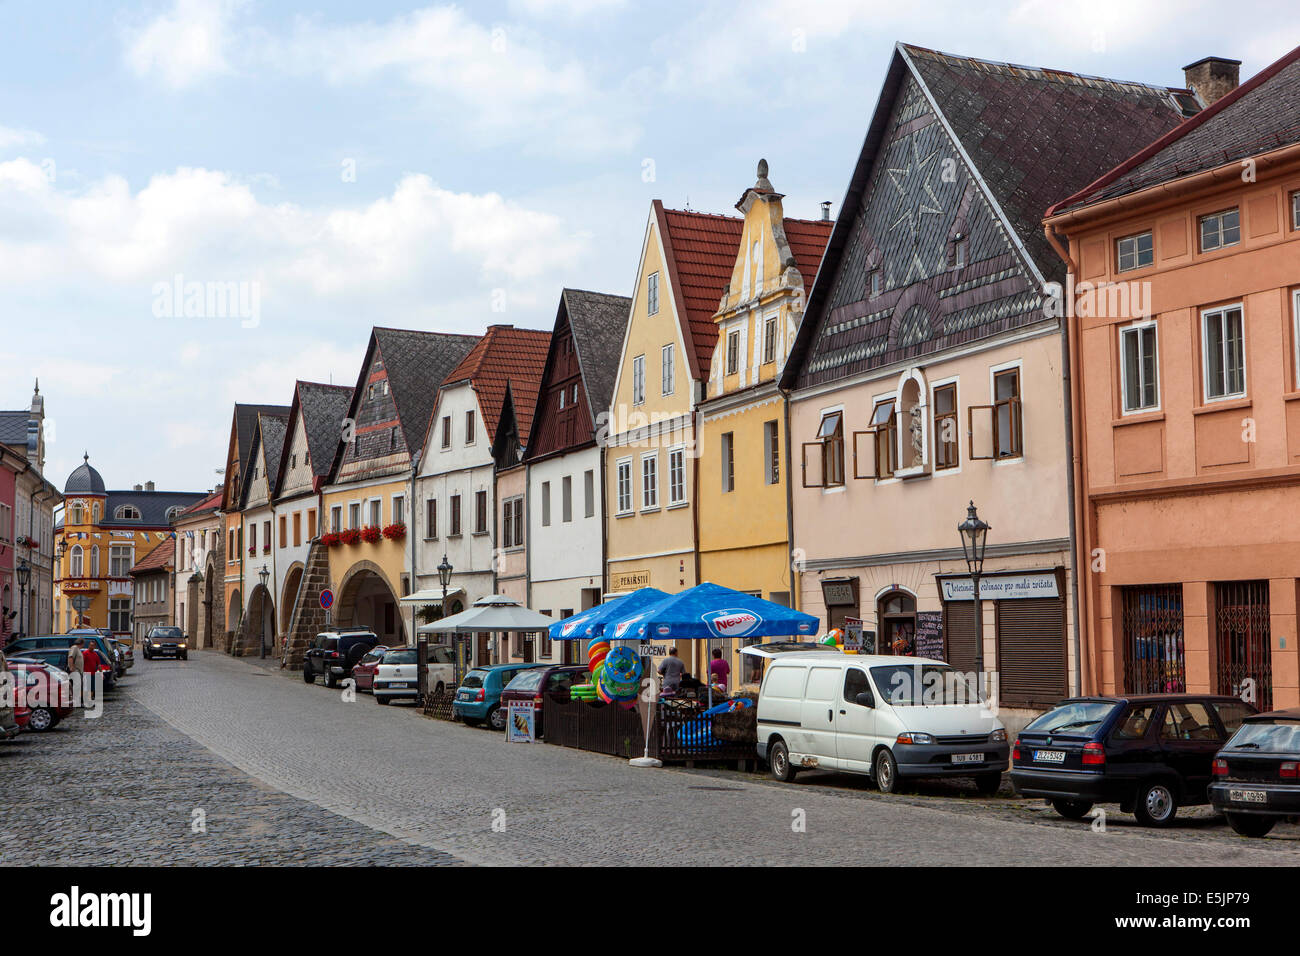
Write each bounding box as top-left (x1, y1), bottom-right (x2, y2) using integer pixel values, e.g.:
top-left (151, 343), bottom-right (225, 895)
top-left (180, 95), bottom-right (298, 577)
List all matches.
top-left (1046, 49), bottom-right (1300, 710)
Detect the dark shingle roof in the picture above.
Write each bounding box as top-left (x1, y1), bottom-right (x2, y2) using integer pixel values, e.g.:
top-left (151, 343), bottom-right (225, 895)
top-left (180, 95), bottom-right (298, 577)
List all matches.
top-left (100, 490), bottom-right (206, 528)
top-left (64, 455), bottom-right (107, 494)
top-left (372, 328), bottom-right (480, 456)
top-left (234, 403), bottom-right (290, 468)
top-left (258, 414), bottom-right (289, 498)
top-left (0, 411), bottom-right (28, 446)
top-left (1053, 45), bottom-right (1300, 213)
top-left (296, 382), bottom-right (353, 479)
top-left (562, 288), bottom-right (632, 419)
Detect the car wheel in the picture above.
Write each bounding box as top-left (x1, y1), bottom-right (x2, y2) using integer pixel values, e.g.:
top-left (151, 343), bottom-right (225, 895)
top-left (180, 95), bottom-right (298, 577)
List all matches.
top-left (1225, 813), bottom-right (1276, 838)
top-left (376, 695), bottom-right (390, 705)
top-left (325, 672), bottom-right (338, 689)
top-left (302, 666), bottom-right (314, 684)
top-left (768, 739), bottom-right (797, 782)
top-left (462, 717), bottom-right (481, 728)
top-left (974, 772), bottom-right (1002, 796)
top-left (1051, 798), bottom-right (1094, 820)
top-left (488, 706), bottom-right (506, 732)
top-left (875, 748), bottom-right (901, 794)
top-left (27, 708), bottom-right (53, 732)
top-left (181, 654), bottom-right (188, 661)
top-left (1134, 780), bottom-right (1179, 827)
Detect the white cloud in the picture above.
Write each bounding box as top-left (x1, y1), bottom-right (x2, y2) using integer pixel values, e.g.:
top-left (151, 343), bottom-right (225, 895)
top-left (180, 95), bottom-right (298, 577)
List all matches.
top-left (0, 126), bottom-right (45, 150)
top-left (509, 0), bottom-right (626, 17)
top-left (122, 0), bottom-right (239, 89)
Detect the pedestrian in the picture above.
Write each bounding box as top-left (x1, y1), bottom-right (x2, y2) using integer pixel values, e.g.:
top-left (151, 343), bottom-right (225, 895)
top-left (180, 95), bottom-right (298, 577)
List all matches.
top-left (65, 638), bottom-right (85, 677)
top-left (708, 647), bottom-right (730, 694)
top-left (657, 646), bottom-right (685, 696)
top-left (80, 642), bottom-right (102, 703)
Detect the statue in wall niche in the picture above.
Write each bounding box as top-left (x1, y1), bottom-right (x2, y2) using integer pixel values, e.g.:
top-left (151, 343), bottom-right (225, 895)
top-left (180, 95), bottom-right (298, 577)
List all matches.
top-left (909, 402), bottom-right (924, 465)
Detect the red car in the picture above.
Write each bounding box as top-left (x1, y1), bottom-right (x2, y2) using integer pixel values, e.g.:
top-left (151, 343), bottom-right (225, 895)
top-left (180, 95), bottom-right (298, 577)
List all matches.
top-left (350, 646), bottom-right (389, 693)
top-left (7, 658), bottom-right (75, 731)
top-left (499, 664), bottom-right (589, 738)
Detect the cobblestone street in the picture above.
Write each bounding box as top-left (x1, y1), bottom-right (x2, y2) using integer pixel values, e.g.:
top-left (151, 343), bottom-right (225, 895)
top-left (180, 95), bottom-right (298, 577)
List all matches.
top-left (4, 651), bottom-right (1298, 866)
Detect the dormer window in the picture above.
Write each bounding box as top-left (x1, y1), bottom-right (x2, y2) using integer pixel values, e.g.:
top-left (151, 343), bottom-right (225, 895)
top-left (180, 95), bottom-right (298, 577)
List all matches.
top-left (869, 269), bottom-right (882, 298)
top-left (115, 505), bottom-right (141, 520)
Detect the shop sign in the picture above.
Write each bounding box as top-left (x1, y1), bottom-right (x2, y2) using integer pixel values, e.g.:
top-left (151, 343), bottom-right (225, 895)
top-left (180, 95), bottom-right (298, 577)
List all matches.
top-left (842, 617), bottom-right (863, 651)
top-left (639, 644), bottom-right (669, 657)
top-left (611, 569), bottom-right (651, 591)
top-left (821, 578), bottom-right (858, 607)
top-left (941, 572), bottom-right (1059, 601)
top-left (506, 701), bottom-right (536, 743)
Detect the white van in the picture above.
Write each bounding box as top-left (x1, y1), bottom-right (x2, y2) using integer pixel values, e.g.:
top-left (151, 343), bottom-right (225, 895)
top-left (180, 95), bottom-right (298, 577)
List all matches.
top-left (756, 652), bottom-right (1009, 794)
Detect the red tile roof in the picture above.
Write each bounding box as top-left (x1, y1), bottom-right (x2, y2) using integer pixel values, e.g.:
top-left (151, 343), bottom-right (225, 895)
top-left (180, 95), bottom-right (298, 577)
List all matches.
top-left (783, 217), bottom-right (834, 293)
top-left (656, 202), bottom-right (744, 379)
top-left (441, 325), bottom-right (553, 443)
top-left (178, 490), bottom-right (222, 517)
top-left (130, 539), bottom-right (173, 575)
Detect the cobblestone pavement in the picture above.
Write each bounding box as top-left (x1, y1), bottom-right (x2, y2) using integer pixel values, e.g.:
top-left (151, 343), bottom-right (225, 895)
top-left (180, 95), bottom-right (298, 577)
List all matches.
top-left (0, 680), bottom-right (462, 866)
top-left (33, 649), bottom-right (1279, 867)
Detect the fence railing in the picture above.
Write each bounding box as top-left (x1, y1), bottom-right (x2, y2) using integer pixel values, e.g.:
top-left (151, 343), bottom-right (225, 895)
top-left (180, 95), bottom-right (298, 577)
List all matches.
top-left (421, 690), bottom-right (457, 722)
top-left (542, 695), bottom-right (757, 764)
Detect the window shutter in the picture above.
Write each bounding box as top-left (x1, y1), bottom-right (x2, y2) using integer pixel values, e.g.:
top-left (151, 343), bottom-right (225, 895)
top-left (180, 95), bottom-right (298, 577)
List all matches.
top-left (801, 442), bottom-right (825, 488)
top-left (967, 404), bottom-right (996, 460)
top-left (943, 600), bottom-right (978, 674)
top-left (996, 595), bottom-right (1067, 708)
top-left (852, 429), bottom-right (879, 479)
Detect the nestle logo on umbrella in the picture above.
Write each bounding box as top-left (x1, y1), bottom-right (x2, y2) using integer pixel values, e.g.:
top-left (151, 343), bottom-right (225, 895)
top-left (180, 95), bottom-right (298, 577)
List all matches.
top-left (561, 621), bottom-right (578, 636)
top-left (707, 609), bottom-right (761, 637)
top-left (656, 625), bottom-right (671, 636)
top-left (614, 620), bottom-right (634, 638)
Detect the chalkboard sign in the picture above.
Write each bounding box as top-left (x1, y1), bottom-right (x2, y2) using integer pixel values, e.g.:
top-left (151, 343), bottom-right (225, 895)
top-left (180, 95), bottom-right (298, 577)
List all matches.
top-left (915, 611), bottom-right (944, 661)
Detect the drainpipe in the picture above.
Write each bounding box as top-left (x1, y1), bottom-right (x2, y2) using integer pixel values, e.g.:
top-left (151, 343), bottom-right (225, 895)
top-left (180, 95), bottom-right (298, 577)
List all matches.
top-left (409, 457), bottom-right (418, 645)
top-left (1044, 223), bottom-right (1090, 696)
top-left (690, 387), bottom-right (704, 678)
top-left (778, 381), bottom-right (798, 614)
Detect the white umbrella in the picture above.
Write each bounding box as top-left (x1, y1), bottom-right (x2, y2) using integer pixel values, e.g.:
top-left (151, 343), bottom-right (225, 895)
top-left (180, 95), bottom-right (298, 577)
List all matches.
top-left (416, 594), bottom-right (555, 633)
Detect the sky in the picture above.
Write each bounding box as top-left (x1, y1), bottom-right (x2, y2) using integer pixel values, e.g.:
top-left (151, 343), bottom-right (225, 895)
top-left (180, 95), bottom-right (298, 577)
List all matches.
top-left (1, 0), bottom-right (1295, 495)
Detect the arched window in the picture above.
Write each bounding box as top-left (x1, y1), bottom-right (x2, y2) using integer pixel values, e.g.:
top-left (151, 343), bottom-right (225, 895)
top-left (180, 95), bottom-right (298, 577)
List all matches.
top-left (877, 589), bottom-right (917, 656)
top-left (90, 546), bottom-right (100, 578)
top-left (894, 368), bottom-right (929, 475)
top-left (115, 505), bottom-right (141, 520)
top-left (166, 506), bottom-right (183, 522)
top-left (70, 545), bottom-right (84, 577)
top-left (92, 503), bottom-right (101, 524)
top-left (70, 502), bottom-right (84, 525)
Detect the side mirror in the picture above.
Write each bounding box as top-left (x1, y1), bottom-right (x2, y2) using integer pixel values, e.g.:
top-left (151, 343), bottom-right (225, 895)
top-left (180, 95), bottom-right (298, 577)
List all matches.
top-left (855, 691), bottom-right (875, 708)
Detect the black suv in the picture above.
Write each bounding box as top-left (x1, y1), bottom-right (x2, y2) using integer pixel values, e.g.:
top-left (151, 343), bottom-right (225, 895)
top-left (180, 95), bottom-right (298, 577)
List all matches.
top-left (1010, 694), bottom-right (1255, 827)
top-left (143, 625), bottom-right (187, 660)
top-left (303, 629), bottom-right (379, 688)
top-left (1209, 708), bottom-right (1300, 837)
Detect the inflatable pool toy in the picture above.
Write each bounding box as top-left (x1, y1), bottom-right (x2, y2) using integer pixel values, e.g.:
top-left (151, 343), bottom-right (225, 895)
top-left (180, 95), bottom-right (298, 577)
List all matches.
top-left (822, 628), bottom-right (843, 646)
top-left (587, 641), bottom-right (641, 704)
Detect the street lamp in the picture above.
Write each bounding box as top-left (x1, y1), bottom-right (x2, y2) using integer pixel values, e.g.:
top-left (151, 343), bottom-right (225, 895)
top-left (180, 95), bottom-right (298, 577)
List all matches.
top-left (957, 501), bottom-right (990, 697)
top-left (16, 559), bottom-right (30, 641)
top-left (259, 564), bottom-right (271, 658)
top-left (437, 553), bottom-right (457, 681)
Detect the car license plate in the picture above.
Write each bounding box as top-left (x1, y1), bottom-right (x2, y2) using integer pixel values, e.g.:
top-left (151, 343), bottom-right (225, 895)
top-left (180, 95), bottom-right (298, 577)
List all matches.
top-left (389, 682), bottom-right (408, 689)
top-left (952, 753), bottom-right (983, 765)
top-left (1230, 789), bottom-right (1267, 804)
top-left (1034, 750), bottom-right (1066, 764)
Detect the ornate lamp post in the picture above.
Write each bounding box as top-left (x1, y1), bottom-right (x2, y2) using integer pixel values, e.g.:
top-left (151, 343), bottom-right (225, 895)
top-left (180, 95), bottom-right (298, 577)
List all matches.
top-left (438, 553), bottom-right (457, 681)
top-left (16, 559), bottom-right (30, 641)
top-left (957, 501), bottom-right (990, 696)
top-left (259, 564), bottom-right (271, 658)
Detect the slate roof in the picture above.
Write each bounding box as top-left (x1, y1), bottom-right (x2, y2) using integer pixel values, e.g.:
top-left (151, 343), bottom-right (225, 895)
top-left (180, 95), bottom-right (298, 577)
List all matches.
top-left (177, 490), bottom-right (222, 518)
top-left (563, 288), bottom-right (633, 418)
top-left (233, 403), bottom-right (289, 470)
top-left (372, 328), bottom-right (480, 457)
top-left (440, 325), bottom-right (552, 444)
top-left (242, 411), bottom-right (289, 506)
top-left (99, 490), bottom-right (206, 529)
top-left (0, 411), bottom-right (28, 446)
top-left (130, 540), bottom-right (173, 576)
top-left (274, 381), bottom-right (353, 497)
top-left (1052, 45), bottom-right (1300, 213)
top-left (656, 202), bottom-right (745, 379)
top-left (64, 455), bottom-right (107, 494)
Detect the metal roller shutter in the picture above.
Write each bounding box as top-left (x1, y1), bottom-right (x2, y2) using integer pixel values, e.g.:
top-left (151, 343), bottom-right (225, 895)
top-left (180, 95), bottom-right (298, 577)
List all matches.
top-left (943, 600), bottom-right (977, 673)
top-left (996, 596), bottom-right (1066, 708)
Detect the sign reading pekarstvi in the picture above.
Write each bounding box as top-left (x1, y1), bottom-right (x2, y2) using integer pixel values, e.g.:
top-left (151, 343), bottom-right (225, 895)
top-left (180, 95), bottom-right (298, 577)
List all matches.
top-left (941, 572), bottom-right (1059, 602)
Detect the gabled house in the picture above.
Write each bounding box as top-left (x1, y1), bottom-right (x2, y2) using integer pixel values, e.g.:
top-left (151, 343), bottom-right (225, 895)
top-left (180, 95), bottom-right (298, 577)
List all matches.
top-left (321, 327), bottom-right (478, 648)
top-left (130, 540), bottom-right (175, 643)
top-left (1045, 48), bottom-right (1300, 709)
top-left (604, 202), bottom-right (743, 676)
top-left (781, 42), bottom-right (1195, 725)
top-left (696, 160), bottom-right (832, 686)
top-left (234, 410), bottom-right (289, 656)
top-left (522, 289), bottom-right (631, 665)
top-left (413, 324), bottom-right (550, 666)
top-left (171, 488), bottom-right (223, 649)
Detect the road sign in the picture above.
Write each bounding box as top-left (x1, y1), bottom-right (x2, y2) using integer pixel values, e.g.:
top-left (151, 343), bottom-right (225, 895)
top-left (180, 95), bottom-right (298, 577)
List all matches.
top-left (320, 589), bottom-right (334, 610)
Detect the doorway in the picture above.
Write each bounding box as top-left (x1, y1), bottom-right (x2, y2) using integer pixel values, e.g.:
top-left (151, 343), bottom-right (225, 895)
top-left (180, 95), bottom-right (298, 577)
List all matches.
top-left (877, 590), bottom-right (917, 656)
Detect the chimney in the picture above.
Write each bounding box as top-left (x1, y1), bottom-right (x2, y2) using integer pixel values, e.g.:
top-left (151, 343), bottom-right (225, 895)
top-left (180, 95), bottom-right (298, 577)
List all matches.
top-left (820, 201), bottom-right (832, 222)
top-left (1184, 56), bottom-right (1241, 107)
top-left (133, 483), bottom-right (143, 491)
top-left (145, 481), bottom-right (155, 492)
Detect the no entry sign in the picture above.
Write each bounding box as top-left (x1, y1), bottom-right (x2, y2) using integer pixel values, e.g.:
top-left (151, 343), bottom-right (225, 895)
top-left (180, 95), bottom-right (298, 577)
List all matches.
top-left (320, 589), bottom-right (334, 610)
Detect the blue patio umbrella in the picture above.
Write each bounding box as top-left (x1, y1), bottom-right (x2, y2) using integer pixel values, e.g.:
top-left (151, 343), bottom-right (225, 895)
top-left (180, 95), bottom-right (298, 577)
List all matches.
top-left (548, 587), bottom-right (671, 641)
top-left (607, 582), bottom-right (819, 643)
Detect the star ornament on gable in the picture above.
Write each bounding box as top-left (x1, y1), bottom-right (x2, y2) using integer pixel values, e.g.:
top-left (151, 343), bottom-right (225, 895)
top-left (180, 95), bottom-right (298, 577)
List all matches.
top-left (886, 135), bottom-right (944, 283)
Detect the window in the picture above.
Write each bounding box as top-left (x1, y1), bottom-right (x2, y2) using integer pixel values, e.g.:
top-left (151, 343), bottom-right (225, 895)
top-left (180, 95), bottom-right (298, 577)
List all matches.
top-left (441, 416), bottom-right (451, 449)
top-left (804, 411), bottom-right (844, 487)
top-left (583, 469), bottom-right (595, 518)
top-left (932, 384), bottom-right (958, 470)
top-left (562, 475), bottom-right (572, 522)
top-left (1202, 305), bottom-right (1245, 401)
top-left (1116, 231), bottom-right (1153, 272)
top-left (279, 515), bottom-right (287, 547)
top-left (109, 545), bottom-right (133, 577)
top-left (392, 495), bottom-right (404, 527)
top-left (721, 432), bottom-right (734, 493)
top-left (306, 509), bottom-right (316, 540)
top-left (1121, 322), bottom-right (1160, 412)
top-left (1292, 191), bottom-right (1300, 230)
top-left (668, 447), bottom-right (686, 505)
top-left (1294, 290), bottom-right (1300, 385)
top-left (474, 491), bottom-right (487, 534)
top-left (1199, 208), bottom-right (1240, 252)
top-left (641, 454), bottom-right (658, 509)
top-left (290, 454), bottom-right (297, 469)
top-left (1113, 704), bottom-right (1159, 739)
top-left (115, 505), bottom-right (141, 520)
top-left (466, 410), bottom-right (475, 444)
top-left (661, 344), bottom-right (674, 396)
top-left (368, 499), bottom-right (381, 527)
top-left (250, 522), bottom-right (258, 551)
top-left (109, 597), bottom-right (131, 634)
top-left (632, 355), bottom-right (645, 405)
top-left (870, 400), bottom-right (897, 479)
top-left (1160, 702), bottom-right (1218, 741)
top-left (503, 497), bottom-right (524, 548)
top-left (647, 271), bottom-right (659, 315)
top-left (616, 459), bottom-right (633, 514)
top-left (70, 545), bottom-right (84, 577)
top-left (331, 505), bottom-right (342, 533)
top-left (993, 368), bottom-right (1022, 459)
top-left (763, 316), bottom-right (777, 365)
top-left (763, 420), bottom-right (779, 485)
top-left (367, 383), bottom-right (375, 402)
top-left (386, 426), bottom-right (397, 452)
top-left (449, 495), bottom-right (462, 536)
top-left (425, 499), bottom-right (437, 538)
top-left (348, 502), bottom-right (361, 529)
top-left (558, 389), bottom-right (565, 410)
top-left (541, 481), bottom-right (552, 526)
top-left (1120, 584), bottom-right (1185, 694)
top-left (263, 519), bottom-right (271, 551)
top-left (869, 269), bottom-right (881, 298)
top-left (90, 545), bottom-right (100, 577)
top-left (726, 330), bottom-right (740, 376)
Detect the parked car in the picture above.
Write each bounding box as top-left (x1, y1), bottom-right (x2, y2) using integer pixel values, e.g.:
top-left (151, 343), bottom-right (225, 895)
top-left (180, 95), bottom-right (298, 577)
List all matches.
top-left (1209, 707), bottom-right (1300, 837)
top-left (421, 644), bottom-right (457, 696)
top-left (0, 652), bottom-right (24, 739)
top-left (115, 638), bottom-right (135, 670)
top-left (757, 652), bottom-right (1009, 793)
top-left (1010, 694), bottom-right (1255, 827)
top-left (302, 629), bottom-right (379, 688)
top-left (68, 628), bottom-right (126, 677)
top-left (7, 635), bottom-right (118, 690)
top-left (6, 657), bottom-right (74, 731)
top-left (373, 647), bottom-right (420, 705)
top-left (350, 646), bottom-right (389, 693)
top-left (142, 625), bottom-right (188, 660)
top-left (453, 663), bottom-right (545, 729)
top-left (500, 664), bottom-right (589, 737)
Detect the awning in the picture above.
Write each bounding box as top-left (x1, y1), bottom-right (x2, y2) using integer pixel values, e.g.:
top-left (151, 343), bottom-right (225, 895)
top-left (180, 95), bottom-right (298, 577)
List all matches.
top-left (400, 587), bottom-right (465, 606)
top-left (740, 641), bottom-right (839, 659)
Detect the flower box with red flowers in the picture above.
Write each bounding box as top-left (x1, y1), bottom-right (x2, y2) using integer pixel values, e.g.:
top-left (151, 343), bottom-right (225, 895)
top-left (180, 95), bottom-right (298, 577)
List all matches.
top-left (320, 532), bottom-right (340, 548)
top-left (382, 522), bottom-right (407, 541)
top-left (248, 545), bottom-right (256, 556)
top-left (361, 525), bottom-right (382, 544)
top-left (340, 528), bottom-right (362, 546)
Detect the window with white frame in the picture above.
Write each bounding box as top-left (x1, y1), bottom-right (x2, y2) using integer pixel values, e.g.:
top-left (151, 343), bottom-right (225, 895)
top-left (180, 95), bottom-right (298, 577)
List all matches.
top-left (1294, 290), bottom-right (1300, 385)
top-left (70, 545), bottom-right (83, 577)
top-left (616, 459), bottom-right (633, 514)
top-left (331, 505), bottom-right (342, 533)
top-left (541, 481), bottom-right (551, 527)
top-left (763, 420), bottom-right (779, 484)
top-left (721, 432), bottom-right (735, 492)
top-left (90, 545), bottom-right (100, 577)
top-left (641, 454), bottom-right (658, 509)
top-left (349, 502), bottom-right (361, 528)
top-left (502, 496), bottom-right (524, 548)
top-left (109, 545), bottom-right (133, 577)
top-left (647, 272), bottom-right (659, 315)
top-left (368, 499), bottom-right (381, 527)
top-left (584, 469), bottom-right (595, 517)
top-left (668, 447), bottom-right (686, 505)
top-left (1117, 231), bottom-right (1154, 272)
top-left (562, 475), bottom-right (572, 522)
top-left (763, 316), bottom-right (778, 365)
top-left (726, 330), bottom-right (740, 376)
top-left (1199, 208), bottom-right (1240, 252)
top-left (392, 495), bottom-right (404, 527)
top-left (1292, 192), bottom-right (1300, 231)
top-left (661, 344), bottom-right (674, 395)
top-left (632, 355), bottom-right (645, 405)
top-left (1120, 322), bottom-right (1160, 412)
top-left (1202, 305), bottom-right (1245, 401)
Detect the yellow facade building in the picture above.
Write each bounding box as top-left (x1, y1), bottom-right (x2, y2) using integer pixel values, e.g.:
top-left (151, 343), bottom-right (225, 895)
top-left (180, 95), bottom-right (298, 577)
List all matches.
top-left (696, 162), bottom-right (832, 684)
